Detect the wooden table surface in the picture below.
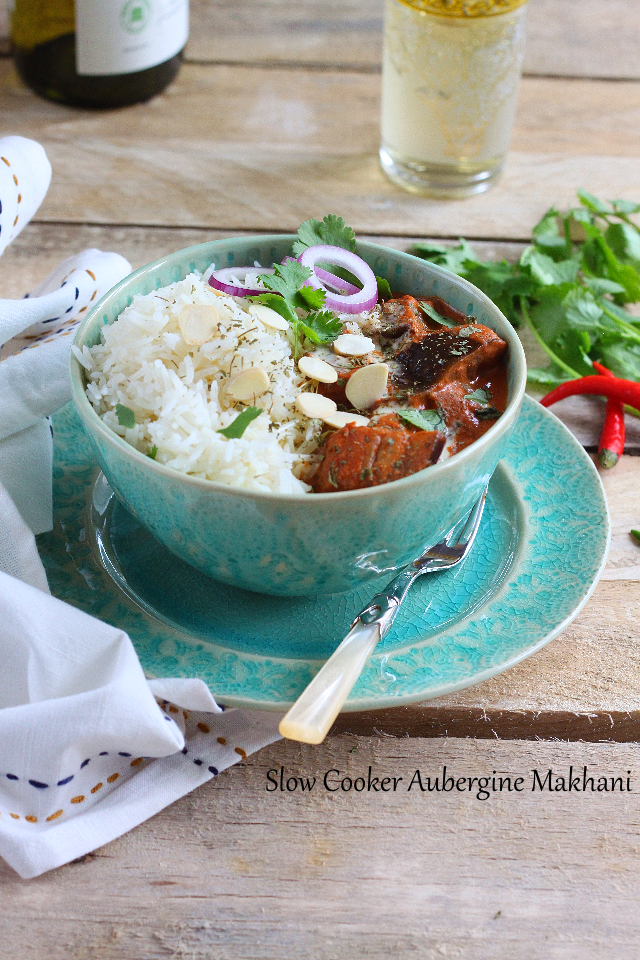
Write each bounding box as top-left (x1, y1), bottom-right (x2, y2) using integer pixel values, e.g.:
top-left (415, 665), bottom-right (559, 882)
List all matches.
top-left (2, 1), bottom-right (640, 955)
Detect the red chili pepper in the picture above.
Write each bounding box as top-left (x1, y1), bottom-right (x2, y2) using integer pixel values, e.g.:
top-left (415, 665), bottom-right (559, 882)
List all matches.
top-left (540, 375), bottom-right (640, 409)
top-left (593, 361), bottom-right (625, 469)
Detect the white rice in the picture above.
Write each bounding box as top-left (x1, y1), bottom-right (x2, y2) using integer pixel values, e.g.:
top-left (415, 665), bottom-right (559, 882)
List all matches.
top-left (82, 270), bottom-right (377, 494)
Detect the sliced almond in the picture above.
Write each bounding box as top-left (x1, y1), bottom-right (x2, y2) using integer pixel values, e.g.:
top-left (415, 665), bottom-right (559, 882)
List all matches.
top-left (298, 355), bottom-right (339, 384)
top-left (345, 362), bottom-right (389, 410)
top-left (295, 392), bottom-right (337, 420)
top-left (248, 303), bottom-right (289, 331)
top-left (323, 411), bottom-right (370, 429)
top-left (332, 333), bottom-right (376, 357)
top-left (178, 304), bottom-right (220, 346)
top-left (227, 366), bottom-right (270, 401)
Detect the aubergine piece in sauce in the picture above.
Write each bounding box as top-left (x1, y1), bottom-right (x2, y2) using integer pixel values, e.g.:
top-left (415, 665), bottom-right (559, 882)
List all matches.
top-left (310, 296), bottom-right (508, 491)
top-left (311, 414), bottom-right (445, 493)
top-left (379, 296), bottom-right (509, 456)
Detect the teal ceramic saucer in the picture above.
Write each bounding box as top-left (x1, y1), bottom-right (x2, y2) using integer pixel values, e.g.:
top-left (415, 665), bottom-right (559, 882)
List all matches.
top-left (38, 396), bottom-right (609, 711)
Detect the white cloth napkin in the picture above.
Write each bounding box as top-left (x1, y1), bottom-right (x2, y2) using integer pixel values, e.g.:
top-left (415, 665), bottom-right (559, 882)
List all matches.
top-left (0, 135), bottom-right (283, 880)
top-left (0, 248), bottom-right (132, 534)
top-left (0, 136), bottom-right (133, 534)
top-left (0, 136), bottom-right (51, 257)
top-left (0, 482), bottom-right (282, 879)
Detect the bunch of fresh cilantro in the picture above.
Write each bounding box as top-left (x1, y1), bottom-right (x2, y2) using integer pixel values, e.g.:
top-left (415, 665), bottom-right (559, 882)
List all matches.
top-left (411, 191), bottom-right (640, 389)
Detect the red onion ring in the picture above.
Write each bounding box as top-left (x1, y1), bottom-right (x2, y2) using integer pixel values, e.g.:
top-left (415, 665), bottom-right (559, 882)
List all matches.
top-left (313, 267), bottom-right (360, 296)
top-left (298, 245), bottom-right (378, 314)
top-left (286, 255), bottom-right (360, 295)
top-left (207, 266), bottom-right (274, 298)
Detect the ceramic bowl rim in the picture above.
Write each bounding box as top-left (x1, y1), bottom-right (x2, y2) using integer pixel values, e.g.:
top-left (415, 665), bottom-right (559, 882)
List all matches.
top-left (70, 235), bottom-right (527, 503)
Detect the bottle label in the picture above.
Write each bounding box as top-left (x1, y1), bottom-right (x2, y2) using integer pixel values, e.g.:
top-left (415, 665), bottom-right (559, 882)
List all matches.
top-left (75, 0), bottom-right (189, 75)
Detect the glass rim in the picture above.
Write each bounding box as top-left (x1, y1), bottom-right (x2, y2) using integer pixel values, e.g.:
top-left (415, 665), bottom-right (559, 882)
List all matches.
top-left (392, 0), bottom-right (528, 17)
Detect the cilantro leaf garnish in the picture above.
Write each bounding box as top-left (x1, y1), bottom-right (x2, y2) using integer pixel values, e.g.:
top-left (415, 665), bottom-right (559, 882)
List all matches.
top-left (464, 389), bottom-right (500, 420)
top-left (258, 261), bottom-right (315, 304)
top-left (296, 284), bottom-right (326, 312)
top-left (464, 388), bottom-right (492, 407)
top-left (249, 292), bottom-right (297, 326)
top-left (293, 215), bottom-right (357, 256)
top-left (475, 408), bottom-right (501, 421)
top-left (254, 260), bottom-right (341, 357)
top-left (411, 190), bottom-right (640, 390)
top-left (217, 407), bottom-right (262, 439)
top-left (420, 301), bottom-right (458, 328)
top-left (147, 444), bottom-right (158, 459)
top-left (398, 408), bottom-right (445, 431)
top-left (376, 276), bottom-right (392, 300)
top-left (631, 529), bottom-right (640, 545)
top-left (299, 310), bottom-right (342, 344)
top-left (115, 403), bottom-right (136, 428)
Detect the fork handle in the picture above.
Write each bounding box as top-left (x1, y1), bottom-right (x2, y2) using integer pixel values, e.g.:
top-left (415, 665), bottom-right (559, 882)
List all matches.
top-left (279, 621), bottom-right (381, 744)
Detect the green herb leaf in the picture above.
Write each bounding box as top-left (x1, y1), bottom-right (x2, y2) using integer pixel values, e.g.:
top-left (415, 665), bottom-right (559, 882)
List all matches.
top-left (412, 237), bottom-right (479, 275)
top-left (292, 215), bottom-right (357, 256)
top-left (146, 444), bottom-right (158, 459)
top-left (605, 222), bottom-right (640, 264)
top-left (526, 366), bottom-right (571, 389)
top-left (254, 261), bottom-right (339, 356)
top-left (578, 190), bottom-right (613, 216)
top-left (258, 261), bottom-right (313, 303)
top-left (599, 342), bottom-right (640, 381)
top-left (217, 407), bottom-right (262, 439)
top-left (420, 301), bottom-right (458, 327)
top-left (631, 529), bottom-right (640, 545)
top-left (520, 247), bottom-right (579, 286)
top-left (299, 310), bottom-right (343, 344)
top-left (376, 276), bottom-right (392, 300)
top-left (562, 288), bottom-right (604, 332)
top-left (612, 199), bottom-right (640, 215)
top-left (411, 191), bottom-right (640, 391)
top-left (249, 292), bottom-right (297, 325)
top-left (115, 403), bottom-right (136, 428)
top-left (583, 277), bottom-right (626, 297)
top-left (461, 261), bottom-right (535, 325)
top-left (464, 387), bottom-right (492, 407)
top-left (398, 408), bottom-right (445, 431)
top-left (296, 284), bottom-right (326, 311)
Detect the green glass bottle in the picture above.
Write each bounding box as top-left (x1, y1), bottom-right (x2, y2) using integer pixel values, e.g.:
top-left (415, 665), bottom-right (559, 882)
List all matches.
top-left (11, 0), bottom-right (188, 109)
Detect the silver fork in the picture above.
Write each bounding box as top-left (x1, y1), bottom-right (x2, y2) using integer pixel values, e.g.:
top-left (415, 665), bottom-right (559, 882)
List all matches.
top-left (279, 485), bottom-right (488, 744)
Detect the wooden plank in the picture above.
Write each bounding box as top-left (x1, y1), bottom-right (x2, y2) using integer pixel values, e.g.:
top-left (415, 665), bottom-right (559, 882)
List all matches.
top-left (186, 0), bottom-right (640, 80)
top-left (0, 0), bottom-right (638, 79)
top-left (2, 63), bottom-right (639, 240)
top-left (1, 737), bottom-right (640, 958)
top-left (523, 0), bottom-right (640, 80)
top-left (186, 0), bottom-right (384, 69)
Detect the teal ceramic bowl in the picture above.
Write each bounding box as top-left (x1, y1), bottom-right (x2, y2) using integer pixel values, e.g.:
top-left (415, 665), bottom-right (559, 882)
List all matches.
top-left (70, 236), bottom-right (526, 596)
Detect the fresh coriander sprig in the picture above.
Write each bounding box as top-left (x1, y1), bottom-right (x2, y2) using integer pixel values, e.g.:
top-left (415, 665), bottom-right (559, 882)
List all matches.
top-left (293, 215), bottom-right (357, 256)
top-left (252, 261), bottom-right (341, 359)
top-left (294, 214), bottom-right (391, 305)
top-left (411, 191), bottom-right (640, 392)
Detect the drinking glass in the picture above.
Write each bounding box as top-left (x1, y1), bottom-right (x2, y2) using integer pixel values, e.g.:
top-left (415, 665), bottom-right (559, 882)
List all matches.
top-left (380, 0), bottom-right (528, 198)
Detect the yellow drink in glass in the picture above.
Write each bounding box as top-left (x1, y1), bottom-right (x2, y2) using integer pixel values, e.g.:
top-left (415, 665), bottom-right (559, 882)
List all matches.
top-left (380, 0), bottom-right (528, 197)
